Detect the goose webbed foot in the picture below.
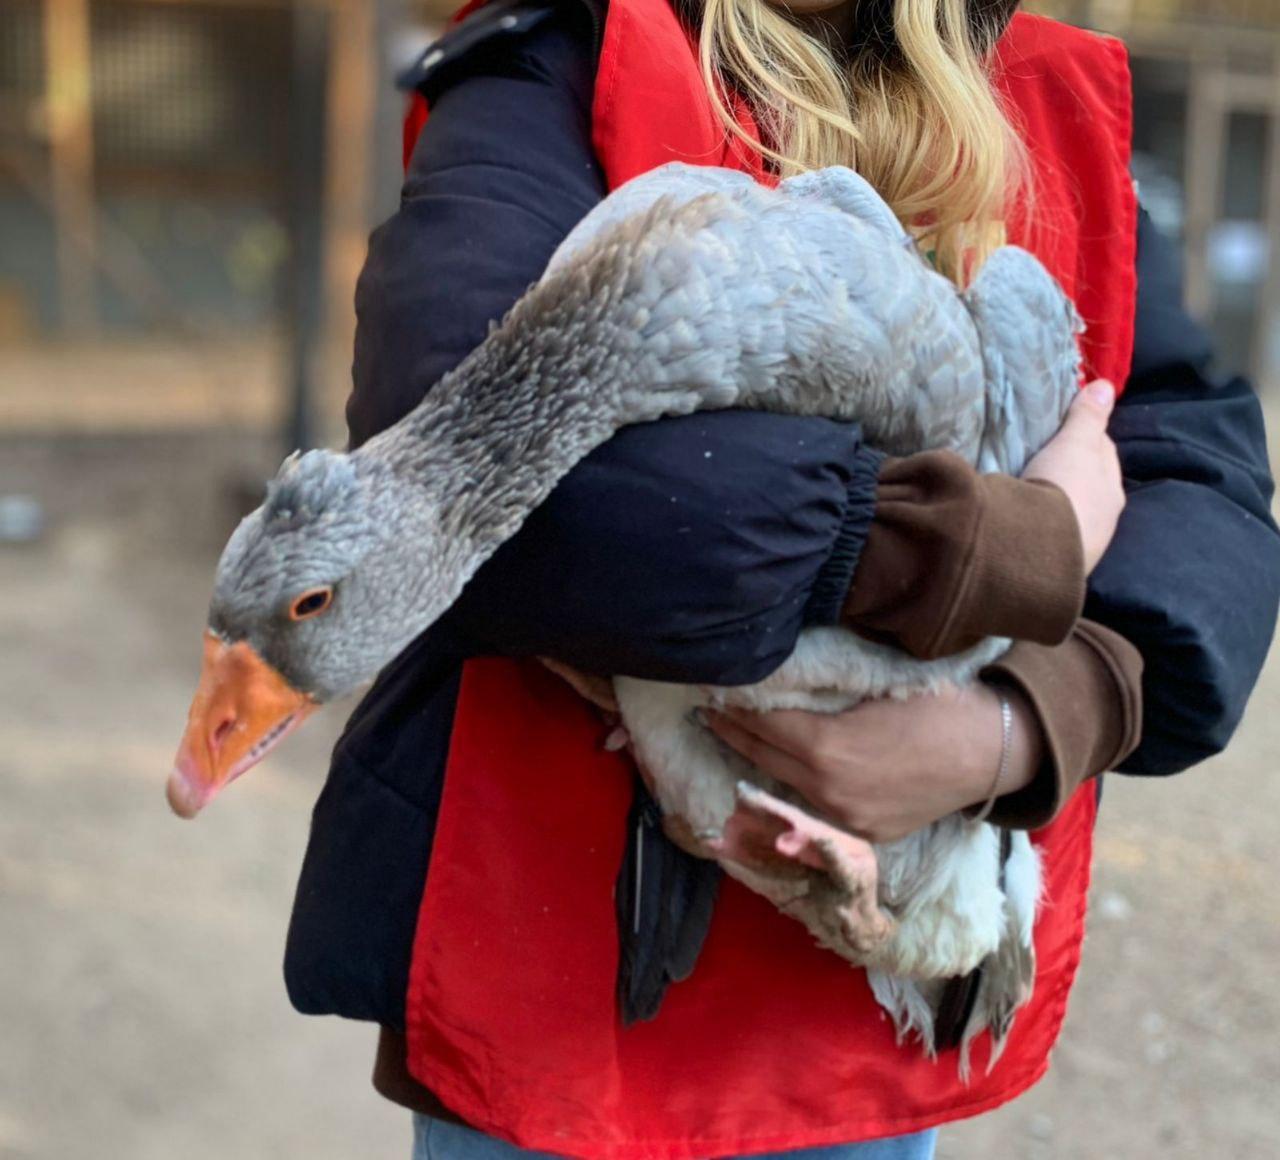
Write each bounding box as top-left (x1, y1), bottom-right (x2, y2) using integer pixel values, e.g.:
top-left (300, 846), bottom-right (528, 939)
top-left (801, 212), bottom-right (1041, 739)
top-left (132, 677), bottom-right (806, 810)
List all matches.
top-left (709, 781), bottom-right (894, 958)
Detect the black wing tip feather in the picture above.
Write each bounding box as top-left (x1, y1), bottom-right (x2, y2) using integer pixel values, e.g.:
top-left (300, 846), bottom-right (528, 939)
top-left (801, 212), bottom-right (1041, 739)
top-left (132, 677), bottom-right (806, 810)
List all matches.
top-left (616, 779), bottom-right (721, 1025)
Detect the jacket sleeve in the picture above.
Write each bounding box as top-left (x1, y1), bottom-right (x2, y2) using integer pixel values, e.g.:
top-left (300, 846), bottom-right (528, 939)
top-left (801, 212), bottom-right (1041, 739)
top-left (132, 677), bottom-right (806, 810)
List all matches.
top-left (350, 1), bottom-right (883, 687)
top-left (447, 412), bottom-right (882, 685)
top-left (346, 1), bottom-right (603, 446)
top-left (1086, 207), bottom-right (1280, 775)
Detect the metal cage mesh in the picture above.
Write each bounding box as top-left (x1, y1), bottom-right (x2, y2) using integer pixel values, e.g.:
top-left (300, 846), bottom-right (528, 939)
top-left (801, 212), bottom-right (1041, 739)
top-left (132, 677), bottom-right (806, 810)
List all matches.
top-left (0, 1), bottom-right (45, 102)
top-left (89, 1), bottom-right (290, 181)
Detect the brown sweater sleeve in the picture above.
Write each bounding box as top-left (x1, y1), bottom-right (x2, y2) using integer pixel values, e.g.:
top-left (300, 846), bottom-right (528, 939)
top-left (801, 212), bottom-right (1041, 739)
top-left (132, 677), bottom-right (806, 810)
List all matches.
top-left (841, 451), bottom-right (1143, 831)
top-left (842, 450), bottom-right (1086, 660)
top-left (981, 620), bottom-right (1145, 829)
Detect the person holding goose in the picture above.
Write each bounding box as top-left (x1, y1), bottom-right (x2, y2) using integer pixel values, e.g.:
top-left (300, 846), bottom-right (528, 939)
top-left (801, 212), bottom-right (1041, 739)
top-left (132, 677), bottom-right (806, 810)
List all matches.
top-left (173, 0), bottom-right (1278, 1157)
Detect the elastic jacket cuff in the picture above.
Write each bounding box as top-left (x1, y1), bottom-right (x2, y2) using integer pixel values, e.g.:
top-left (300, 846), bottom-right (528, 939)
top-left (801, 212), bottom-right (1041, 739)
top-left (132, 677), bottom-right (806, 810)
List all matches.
top-left (803, 446), bottom-right (885, 627)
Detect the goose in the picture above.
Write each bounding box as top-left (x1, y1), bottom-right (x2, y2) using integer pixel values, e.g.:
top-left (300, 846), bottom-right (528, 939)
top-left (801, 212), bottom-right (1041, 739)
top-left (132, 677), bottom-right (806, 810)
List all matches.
top-left (168, 162), bottom-right (1081, 1074)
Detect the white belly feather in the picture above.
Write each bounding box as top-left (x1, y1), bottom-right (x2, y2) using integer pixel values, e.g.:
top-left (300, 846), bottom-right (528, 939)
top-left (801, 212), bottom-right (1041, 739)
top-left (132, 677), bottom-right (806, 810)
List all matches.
top-left (542, 162), bottom-right (1083, 1073)
top-left (617, 625), bottom-right (1040, 1075)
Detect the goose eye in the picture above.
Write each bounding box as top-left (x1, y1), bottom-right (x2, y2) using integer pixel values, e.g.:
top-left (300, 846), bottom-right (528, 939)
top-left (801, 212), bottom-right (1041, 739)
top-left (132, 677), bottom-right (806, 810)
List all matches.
top-left (289, 586), bottom-right (334, 621)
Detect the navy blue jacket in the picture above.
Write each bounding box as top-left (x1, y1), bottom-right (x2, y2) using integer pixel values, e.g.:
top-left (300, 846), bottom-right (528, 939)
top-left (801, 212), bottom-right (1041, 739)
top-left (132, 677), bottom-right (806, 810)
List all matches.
top-left (284, 0), bottom-right (1279, 1029)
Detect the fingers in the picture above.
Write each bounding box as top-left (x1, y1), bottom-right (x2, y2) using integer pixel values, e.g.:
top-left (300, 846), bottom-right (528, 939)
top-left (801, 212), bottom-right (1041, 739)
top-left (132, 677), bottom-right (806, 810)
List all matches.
top-left (1077, 379), bottom-right (1123, 486)
top-left (703, 710), bottom-right (821, 795)
top-left (1021, 376), bottom-right (1123, 574)
top-left (1070, 379), bottom-right (1116, 425)
top-left (538, 657), bottom-right (619, 712)
top-left (707, 706), bottom-right (825, 757)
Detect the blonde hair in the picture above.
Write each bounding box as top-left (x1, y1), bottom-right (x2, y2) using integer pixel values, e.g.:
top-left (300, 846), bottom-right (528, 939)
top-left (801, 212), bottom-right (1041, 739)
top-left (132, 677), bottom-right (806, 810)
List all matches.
top-left (698, 0), bottom-right (1026, 284)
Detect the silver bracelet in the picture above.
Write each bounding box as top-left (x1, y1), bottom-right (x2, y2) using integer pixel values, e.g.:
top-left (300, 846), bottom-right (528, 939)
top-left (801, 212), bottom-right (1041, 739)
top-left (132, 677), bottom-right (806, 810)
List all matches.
top-left (971, 691), bottom-right (1014, 824)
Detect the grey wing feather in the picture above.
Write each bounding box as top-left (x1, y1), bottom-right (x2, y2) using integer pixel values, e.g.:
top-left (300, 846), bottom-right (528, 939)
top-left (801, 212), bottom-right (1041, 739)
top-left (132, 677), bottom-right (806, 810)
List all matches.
top-left (545, 162), bottom-right (760, 277)
top-left (964, 246), bottom-right (1083, 475)
top-left (778, 167), bottom-right (910, 245)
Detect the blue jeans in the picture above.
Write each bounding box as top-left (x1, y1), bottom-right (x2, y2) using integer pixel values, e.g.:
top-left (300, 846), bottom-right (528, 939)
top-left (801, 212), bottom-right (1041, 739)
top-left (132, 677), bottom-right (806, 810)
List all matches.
top-left (412, 1115), bottom-right (938, 1160)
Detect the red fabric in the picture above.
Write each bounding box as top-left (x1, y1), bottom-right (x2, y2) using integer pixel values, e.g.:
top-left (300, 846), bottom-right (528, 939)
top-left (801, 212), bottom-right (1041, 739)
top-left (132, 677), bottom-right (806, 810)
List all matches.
top-left (592, 0), bottom-right (768, 188)
top-left (402, 5), bottom-right (1136, 1156)
top-left (994, 18), bottom-right (1137, 390)
top-left (403, 93), bottom-right (429, 172)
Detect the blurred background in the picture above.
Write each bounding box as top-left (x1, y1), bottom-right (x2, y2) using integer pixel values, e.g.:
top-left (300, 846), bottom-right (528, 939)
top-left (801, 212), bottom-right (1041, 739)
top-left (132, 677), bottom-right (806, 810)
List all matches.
top-left (0, 1), bottom-right (1277, 1158)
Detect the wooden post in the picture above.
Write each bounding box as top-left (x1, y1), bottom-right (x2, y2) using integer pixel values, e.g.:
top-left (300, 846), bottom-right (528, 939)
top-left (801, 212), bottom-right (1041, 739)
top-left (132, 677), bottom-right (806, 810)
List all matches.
top-left (1257, 70), bottom-right (1280, 390)
top-left (285, 0), bottom-right (331, 453)
top-left (42, 0), bottom-right (97, 333)
top-left (1185, 54), bottom-right (1227, 322)
top-left (372, 0), bottom-right (408, 225)
top-left (321, 0), bottom-right (405, 435)
top-left (323, 0), bottom-right (375, 404)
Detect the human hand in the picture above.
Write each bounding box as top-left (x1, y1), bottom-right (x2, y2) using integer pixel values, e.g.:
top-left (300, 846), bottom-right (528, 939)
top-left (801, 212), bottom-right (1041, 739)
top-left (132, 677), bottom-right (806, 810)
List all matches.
top-left (704, 682), bottom-right (1044, 843)
top-left (539, 658), bottom-right (619, 713)
top-left (1022, 379), bottom-right (1124, 573)
top-left (539, 658), bottom-right (634, 756)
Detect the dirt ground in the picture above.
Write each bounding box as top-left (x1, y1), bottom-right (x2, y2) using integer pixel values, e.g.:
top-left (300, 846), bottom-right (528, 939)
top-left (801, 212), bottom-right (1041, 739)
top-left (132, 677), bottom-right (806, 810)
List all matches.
top-left (2, 422), bottom-right (1278, 1160)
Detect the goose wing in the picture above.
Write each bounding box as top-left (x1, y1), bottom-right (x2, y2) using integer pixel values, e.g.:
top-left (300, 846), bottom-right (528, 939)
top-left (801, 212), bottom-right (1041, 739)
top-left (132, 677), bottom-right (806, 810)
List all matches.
top-left (964, 246), bottom-right (1084, 475)
top-left (544, 162), bottom-right (760, 278)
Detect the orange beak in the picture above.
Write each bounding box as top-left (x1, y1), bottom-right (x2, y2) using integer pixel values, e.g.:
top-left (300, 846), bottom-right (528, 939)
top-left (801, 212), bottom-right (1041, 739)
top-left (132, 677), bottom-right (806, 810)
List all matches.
top-left (167, 631), bottom-right (316, 818)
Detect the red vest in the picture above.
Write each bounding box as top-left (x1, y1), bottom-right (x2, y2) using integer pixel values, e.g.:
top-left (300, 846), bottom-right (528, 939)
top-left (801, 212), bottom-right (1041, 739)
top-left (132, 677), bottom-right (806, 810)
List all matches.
top-left (401, 5), bottom-right (1136, 1155)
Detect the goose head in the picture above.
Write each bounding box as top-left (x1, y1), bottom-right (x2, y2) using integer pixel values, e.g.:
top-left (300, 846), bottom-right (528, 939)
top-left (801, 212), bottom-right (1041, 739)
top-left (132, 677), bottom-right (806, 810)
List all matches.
top-left (164, 203), bottom-right (690, 820)
top-left (168, 448), bottom-right (444, 818)
top-left (165, 163), bottom-right (1034, 817)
